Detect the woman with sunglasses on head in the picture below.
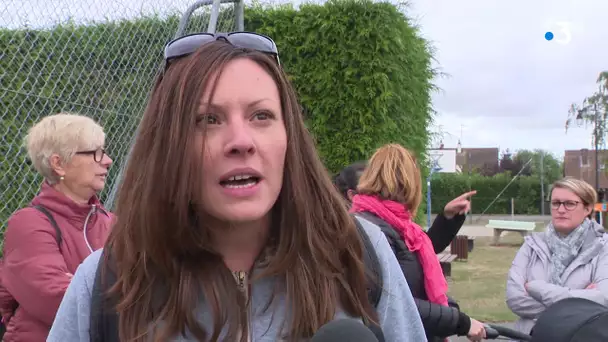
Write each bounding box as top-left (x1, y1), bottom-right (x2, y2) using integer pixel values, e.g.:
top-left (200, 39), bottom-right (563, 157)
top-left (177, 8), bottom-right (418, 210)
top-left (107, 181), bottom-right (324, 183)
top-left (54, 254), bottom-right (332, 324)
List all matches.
top-left (48, 33), bottom-right (426, 342)
top-left (507, 177), bottom-right (608, 337)
top-left (0, 113), bottom-right (113, 342)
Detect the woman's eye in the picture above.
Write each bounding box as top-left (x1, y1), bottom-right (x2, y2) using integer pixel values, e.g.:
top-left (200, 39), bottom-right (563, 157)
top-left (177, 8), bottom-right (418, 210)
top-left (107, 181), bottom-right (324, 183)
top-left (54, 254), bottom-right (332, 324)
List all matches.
top-left (253, 111), bottom-right (274, 121)
top-left (197, 114), bottom-right (219, 125)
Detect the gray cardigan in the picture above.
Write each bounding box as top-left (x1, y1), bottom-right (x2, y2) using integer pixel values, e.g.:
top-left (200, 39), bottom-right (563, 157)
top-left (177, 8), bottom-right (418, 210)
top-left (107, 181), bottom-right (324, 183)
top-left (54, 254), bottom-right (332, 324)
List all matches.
top-left (48, 216), bottom-right (427, 341)
top-left (506, 221), bottom-right (608, 336)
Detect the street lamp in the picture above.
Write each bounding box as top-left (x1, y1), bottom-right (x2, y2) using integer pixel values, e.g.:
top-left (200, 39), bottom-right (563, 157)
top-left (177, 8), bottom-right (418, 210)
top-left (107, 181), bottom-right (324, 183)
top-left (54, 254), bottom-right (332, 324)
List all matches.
top-left (576, 111), bottom-right (584, 127)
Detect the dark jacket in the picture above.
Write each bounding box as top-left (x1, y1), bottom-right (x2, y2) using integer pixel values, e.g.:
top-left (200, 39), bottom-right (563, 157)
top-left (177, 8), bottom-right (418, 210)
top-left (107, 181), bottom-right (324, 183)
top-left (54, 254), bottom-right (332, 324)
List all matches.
top-left (357, 211), bottom-right (470, 342)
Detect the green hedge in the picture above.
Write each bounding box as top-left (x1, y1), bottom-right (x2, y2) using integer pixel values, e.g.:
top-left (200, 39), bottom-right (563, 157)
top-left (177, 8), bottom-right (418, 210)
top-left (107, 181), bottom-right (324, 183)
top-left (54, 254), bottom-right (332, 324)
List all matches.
top-left (1, 0), bottom-right (434, 231)
top-left (429, 173), bottom-right (545, 215)
top-left (246, 0), bottom-right (434, 224)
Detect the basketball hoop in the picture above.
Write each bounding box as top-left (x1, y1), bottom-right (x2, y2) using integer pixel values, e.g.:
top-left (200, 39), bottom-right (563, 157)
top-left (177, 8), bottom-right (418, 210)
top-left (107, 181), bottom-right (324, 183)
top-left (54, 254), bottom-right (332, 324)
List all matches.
top-left (429, 152), bottom-right (443, 172)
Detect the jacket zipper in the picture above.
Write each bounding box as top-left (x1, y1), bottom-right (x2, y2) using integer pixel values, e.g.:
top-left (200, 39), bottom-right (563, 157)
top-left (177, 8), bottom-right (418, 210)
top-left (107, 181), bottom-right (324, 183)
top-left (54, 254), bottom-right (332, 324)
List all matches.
top-left (83, 204), bottom-right (97, 253)
top-left (235, 270), bottom-right (251, 342)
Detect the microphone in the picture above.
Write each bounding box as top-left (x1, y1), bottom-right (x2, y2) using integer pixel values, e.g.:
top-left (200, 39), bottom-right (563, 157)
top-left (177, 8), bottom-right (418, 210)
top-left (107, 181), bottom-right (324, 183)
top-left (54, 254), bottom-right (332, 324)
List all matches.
top-left (311, 319), bottom-right (381, 342)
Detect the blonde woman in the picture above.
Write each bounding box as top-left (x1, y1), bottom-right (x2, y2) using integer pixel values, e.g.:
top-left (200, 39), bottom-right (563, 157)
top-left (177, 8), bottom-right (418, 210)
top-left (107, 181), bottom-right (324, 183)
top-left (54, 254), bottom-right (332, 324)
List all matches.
top-left (507, 177), bottom-right (608, 336)
top-left (0, 113), bottom-right (113, 341)
top-left (350, 143), bottom-right (486, 342)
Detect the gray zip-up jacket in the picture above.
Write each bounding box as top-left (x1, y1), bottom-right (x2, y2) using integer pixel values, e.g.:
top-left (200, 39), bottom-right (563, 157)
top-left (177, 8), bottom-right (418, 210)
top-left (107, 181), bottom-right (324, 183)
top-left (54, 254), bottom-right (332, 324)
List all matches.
top-left (506, 221), bottom-right (608, 336)
top-left (47, 216), bottom-right (427, 341)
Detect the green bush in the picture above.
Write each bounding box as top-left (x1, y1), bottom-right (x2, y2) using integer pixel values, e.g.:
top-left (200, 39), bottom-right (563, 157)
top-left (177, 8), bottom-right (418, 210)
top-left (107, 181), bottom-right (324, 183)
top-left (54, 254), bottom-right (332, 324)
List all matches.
top-left (429, 172), bottom-right (544, 215)
top-left (1, 0), bottom-right (435, 231)
top-left (0, 13), bottom-right (236, 230)
top-left (246, 0), bottom-right (435, 174)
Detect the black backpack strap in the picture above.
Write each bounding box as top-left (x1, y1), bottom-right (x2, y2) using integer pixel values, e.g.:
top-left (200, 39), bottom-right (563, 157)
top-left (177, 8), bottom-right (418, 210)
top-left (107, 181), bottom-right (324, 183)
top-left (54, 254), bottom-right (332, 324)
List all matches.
top-left (352, 214), bottom-right (383, 308)
top-left (90, 250), bottom-right (120, 342)
top-left (32, 205), bottom-right (62, 246)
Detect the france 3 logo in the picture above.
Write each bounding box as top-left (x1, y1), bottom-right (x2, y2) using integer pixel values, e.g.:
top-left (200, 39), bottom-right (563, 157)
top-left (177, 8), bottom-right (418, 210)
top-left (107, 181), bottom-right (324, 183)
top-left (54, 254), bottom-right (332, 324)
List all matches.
top-left (544, 21), bottom-right (572, 44)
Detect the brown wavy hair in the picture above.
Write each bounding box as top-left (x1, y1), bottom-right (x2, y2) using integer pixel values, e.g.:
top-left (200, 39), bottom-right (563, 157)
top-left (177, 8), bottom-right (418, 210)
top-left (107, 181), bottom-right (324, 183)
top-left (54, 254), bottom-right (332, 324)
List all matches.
top-left (357, 143), bottom-right (422, 213)
top-left (105, 41), bottom-right (376, 341)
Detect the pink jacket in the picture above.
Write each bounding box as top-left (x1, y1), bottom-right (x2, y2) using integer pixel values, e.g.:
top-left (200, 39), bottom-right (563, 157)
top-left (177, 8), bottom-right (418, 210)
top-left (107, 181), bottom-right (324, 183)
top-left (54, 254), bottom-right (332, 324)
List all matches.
top-left (0, 183), bottom-right (113, 341)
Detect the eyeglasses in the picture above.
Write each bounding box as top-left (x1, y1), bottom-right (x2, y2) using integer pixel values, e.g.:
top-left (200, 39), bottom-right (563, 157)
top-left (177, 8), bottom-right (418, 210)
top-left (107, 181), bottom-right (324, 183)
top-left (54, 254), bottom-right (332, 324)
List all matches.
top-left (551, 200), bottom-right (581, 211)
top-left (163, 31), bottom-right (280, 67)
top-left (75, 148), bottom-right (106, 163)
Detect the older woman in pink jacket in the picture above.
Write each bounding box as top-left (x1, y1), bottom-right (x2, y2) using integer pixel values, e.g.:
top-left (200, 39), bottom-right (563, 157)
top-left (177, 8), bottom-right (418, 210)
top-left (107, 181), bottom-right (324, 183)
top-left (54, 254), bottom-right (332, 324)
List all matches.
top-left (0, 113), bottom-right (114, 341)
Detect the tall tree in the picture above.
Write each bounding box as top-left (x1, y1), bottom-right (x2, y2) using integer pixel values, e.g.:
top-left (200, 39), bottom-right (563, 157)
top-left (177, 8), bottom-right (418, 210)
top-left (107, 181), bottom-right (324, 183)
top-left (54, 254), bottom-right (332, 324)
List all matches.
top-left (566, 71), bottom-right (608, 147)
top-left (514, 149), bottom-right (563, 183)
top-left (499, 149), bottom-right (529, 175)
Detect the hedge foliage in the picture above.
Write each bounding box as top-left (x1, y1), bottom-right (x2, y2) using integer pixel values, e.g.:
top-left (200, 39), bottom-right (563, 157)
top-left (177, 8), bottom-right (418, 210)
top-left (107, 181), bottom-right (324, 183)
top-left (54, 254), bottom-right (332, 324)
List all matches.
top-left (429, 173), bottom-right (546, 215)
top-left (1, 0), bottom-right (435, 230)
top-left (246, 0), bottom-right (435, 173)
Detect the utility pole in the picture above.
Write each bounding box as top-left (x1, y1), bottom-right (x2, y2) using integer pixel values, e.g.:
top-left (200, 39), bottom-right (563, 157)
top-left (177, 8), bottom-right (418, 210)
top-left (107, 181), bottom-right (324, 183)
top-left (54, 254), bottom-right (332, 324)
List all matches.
top-left (540, 152), bottom-right (545, 216)
top-left (468, 150), bottom-right (473, 223)
top-left (595, 102), bottom-right (600, 193)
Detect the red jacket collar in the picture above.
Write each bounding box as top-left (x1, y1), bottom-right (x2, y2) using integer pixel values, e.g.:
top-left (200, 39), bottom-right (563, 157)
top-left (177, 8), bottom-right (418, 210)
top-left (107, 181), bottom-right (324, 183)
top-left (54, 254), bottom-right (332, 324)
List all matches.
top-left (30, 182), bottom-right (108, 221)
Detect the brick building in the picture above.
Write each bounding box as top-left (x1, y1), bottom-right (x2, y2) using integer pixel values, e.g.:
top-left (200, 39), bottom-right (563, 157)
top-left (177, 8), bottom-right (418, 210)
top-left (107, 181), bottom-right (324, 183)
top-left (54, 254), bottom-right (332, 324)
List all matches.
top-left (456, 147), bottom-right (500, 174)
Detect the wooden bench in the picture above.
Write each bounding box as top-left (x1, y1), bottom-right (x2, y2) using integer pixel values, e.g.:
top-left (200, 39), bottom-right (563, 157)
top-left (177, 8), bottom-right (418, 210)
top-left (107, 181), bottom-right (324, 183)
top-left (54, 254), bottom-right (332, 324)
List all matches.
top-left (437, 253), bottom-right (457, 277)
top-left (485, 220), bottom-right (536, 245)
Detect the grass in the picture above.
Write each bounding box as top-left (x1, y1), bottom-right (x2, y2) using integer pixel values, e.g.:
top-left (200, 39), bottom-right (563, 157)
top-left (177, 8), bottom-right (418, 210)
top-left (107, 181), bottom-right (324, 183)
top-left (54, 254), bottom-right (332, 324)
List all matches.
top-left (447, 233), bottom-right (527, 322)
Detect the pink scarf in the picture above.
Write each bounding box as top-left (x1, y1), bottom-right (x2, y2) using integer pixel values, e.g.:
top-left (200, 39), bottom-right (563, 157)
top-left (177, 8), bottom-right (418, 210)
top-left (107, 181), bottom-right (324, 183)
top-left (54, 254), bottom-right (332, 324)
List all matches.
top-left (351, 194), bottom-right (449, 306)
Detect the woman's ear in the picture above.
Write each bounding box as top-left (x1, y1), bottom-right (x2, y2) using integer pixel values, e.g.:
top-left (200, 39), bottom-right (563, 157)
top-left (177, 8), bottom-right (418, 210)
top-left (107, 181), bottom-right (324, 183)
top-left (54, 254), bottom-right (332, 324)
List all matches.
top-left (347, 189), bottom-right (356, 201)
top-left (584, 204), bottom-right (593, 218)
top-left (49, 153), bottom-right (66, 178)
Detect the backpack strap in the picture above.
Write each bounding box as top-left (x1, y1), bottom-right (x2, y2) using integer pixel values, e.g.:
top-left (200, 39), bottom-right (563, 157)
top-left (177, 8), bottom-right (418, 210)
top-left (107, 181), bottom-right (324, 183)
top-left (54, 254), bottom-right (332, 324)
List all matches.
top-left (32, 205), bottom-right (62, 246)
top-left (90, 250), bottom-right (120, 342)
top-left (352, 214), bottom-right (383, 308)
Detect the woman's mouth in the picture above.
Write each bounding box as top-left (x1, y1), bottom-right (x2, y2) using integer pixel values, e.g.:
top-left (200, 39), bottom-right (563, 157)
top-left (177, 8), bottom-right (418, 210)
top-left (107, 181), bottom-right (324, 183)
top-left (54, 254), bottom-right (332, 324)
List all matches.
top-left (219, 174), bottom-right (260, 189)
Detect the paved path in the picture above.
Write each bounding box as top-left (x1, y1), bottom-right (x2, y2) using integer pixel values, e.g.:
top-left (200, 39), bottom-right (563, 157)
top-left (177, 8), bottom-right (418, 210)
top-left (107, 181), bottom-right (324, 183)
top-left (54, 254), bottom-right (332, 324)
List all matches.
top-left (449, 322), bottom-right (518, 341)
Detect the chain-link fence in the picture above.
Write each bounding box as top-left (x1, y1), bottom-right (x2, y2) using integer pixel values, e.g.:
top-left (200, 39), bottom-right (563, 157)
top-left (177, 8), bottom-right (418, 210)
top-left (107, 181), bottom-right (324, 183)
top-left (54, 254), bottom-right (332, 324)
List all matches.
top-left (0, 0), bottom-right (244, 228)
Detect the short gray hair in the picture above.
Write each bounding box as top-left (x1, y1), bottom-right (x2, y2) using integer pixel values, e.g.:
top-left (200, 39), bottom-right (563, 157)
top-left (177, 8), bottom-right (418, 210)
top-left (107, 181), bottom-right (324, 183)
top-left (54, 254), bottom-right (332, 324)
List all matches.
top-left (25, 113), bottom-right (105, 184)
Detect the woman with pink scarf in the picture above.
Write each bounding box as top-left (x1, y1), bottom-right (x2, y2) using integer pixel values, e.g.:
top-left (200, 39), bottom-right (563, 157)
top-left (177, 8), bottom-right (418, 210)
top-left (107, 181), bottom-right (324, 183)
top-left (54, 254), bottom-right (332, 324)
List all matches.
top-left (350, 144), bottom-right (485, 342)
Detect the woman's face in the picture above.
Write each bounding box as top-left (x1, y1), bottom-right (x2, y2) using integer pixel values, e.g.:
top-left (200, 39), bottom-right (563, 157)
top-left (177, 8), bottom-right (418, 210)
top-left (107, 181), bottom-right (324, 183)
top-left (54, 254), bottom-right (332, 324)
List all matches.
top-left (551, 187), bottom-right (592, 233)
top-left (60, 146), bottom-right (113, 197)
top-left (197, 58), bottom-right (287, 224)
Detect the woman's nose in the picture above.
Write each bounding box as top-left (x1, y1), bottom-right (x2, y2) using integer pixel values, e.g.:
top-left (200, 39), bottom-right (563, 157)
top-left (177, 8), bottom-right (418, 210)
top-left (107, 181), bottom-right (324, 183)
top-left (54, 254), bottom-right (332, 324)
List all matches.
top-left (223, 123), bottom-right (256, 156)
top-left (102, 154), bottom-right (113, 166)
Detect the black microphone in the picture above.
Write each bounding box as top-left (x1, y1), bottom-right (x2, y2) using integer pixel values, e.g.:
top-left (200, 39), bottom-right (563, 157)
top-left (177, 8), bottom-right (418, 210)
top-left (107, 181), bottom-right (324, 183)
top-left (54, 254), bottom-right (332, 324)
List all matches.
top-left (311, 319), bottom-right (381, 342)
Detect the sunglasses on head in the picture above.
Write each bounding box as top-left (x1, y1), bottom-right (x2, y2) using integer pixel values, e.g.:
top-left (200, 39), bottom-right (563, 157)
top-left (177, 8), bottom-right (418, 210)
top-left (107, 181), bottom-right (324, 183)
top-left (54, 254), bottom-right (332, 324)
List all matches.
top-left (163, 31), bottom-right (280, 67)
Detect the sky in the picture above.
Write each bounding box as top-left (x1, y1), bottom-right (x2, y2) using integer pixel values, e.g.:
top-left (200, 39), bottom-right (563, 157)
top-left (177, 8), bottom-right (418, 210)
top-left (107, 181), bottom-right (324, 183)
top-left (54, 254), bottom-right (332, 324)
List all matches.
top-left (2, 0), bottom-right (606, 159)
top-left (406, 0), bottom-right (607, 158)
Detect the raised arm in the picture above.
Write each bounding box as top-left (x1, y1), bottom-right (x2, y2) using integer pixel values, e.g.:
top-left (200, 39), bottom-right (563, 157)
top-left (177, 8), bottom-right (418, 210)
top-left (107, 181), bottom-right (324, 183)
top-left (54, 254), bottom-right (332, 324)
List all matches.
top-left (426, 214), bottom-right (466, 253)
top-left (427, 191), bottom-right (475, 253)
